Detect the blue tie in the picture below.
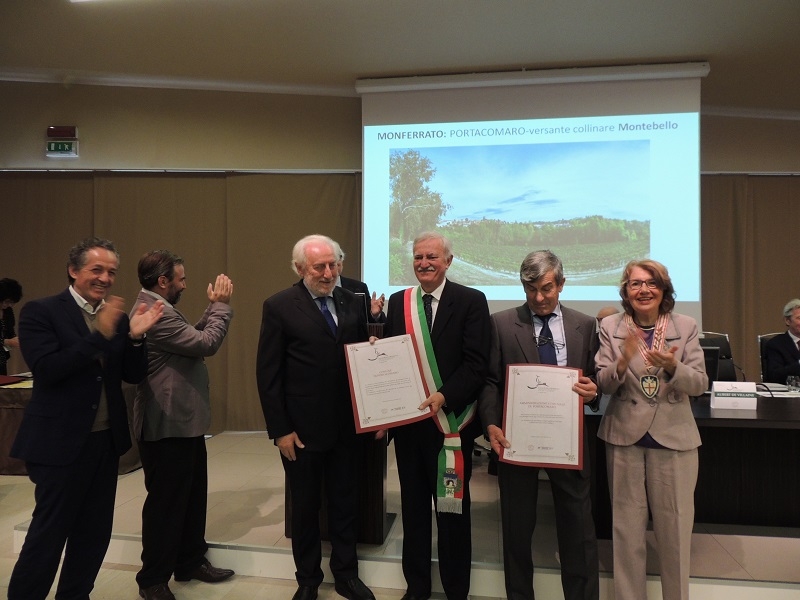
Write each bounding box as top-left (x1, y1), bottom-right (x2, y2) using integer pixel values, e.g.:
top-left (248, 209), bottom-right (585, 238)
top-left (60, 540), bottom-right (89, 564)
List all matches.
top-left (316, 297), bottom-right (337, 335)
top-left (537, 313), bottom-right (557, 365)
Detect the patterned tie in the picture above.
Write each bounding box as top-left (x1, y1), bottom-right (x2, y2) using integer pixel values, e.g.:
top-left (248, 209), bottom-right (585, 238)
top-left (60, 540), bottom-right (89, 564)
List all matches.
top-left (423, 294), bottom-right (434, 331)
top-left (316, 297), bottom-right (337, 335)
top-left (537, 313), bottom-right (557, 365)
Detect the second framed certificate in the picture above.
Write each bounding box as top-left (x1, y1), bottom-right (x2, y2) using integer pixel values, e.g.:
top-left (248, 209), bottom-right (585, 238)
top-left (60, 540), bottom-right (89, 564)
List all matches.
top-left (500, 364), bottom-right (583, 469)
top-left (345, 334), bottom-right (431, 433)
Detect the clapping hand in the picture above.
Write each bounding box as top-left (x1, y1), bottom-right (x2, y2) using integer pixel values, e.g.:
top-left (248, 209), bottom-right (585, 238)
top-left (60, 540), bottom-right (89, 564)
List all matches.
top-left (207, 274), bottom-right (233, 304)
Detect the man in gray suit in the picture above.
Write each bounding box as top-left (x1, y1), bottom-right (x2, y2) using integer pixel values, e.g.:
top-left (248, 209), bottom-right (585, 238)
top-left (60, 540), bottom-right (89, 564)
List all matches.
top-left (132, 250), bottom-right (235, 600)
top-left (478, 250), bottom-right (599, 600)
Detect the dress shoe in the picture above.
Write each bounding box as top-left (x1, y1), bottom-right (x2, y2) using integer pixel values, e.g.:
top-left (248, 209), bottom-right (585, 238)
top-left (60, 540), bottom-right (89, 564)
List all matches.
top-left (292, 585), bottom-right (318, 600)
top-left (399, 593), bottom-right (430, 600)
top-left (139, 583), bottom-right (176, 600)
top-left (334, 577), bottom-right (376, 600)
top-left (174, 558), bottom-right (234, 583)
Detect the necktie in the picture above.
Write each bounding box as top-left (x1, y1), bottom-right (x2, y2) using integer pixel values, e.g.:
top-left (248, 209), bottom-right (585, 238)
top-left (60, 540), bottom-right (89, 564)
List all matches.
top-left (316, 297), bottom-right (337, 335)
top-left (537, 313), bottom-right (557, 365)
top-left (423, 294), bottom-right (433, 331)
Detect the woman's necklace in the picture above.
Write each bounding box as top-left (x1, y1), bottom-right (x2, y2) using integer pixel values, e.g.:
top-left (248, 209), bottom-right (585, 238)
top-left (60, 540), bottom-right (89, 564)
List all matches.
top-left (624, 313), bottom-right (669, 400)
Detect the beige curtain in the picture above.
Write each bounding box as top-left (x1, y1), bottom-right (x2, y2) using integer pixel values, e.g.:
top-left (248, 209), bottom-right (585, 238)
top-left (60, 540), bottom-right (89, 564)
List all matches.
top-left (701, 175), bottom-right (800, 382)
top-left (1, 172), bottom-right (797, 429)
top-left (0, 171), bottom-right (360, 432)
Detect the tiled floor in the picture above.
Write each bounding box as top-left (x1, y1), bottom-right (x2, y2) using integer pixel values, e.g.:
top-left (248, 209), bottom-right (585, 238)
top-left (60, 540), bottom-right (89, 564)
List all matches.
top-left (2, 431), bottom-right (800, 599)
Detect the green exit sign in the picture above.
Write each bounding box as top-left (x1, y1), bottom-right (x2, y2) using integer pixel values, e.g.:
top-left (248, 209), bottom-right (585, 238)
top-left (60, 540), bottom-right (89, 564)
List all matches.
top-left (46, 140), bottom-right (78, 158)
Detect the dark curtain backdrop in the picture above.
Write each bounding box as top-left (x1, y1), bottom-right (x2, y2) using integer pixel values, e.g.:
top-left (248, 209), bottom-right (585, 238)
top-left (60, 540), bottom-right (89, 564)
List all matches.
top-left (0, 172), bottom-right (796, 430)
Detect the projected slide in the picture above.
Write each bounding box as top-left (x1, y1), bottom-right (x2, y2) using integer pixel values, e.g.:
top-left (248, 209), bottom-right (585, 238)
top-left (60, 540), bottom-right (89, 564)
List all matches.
top-left (363, 113), bottom-right (699, 306)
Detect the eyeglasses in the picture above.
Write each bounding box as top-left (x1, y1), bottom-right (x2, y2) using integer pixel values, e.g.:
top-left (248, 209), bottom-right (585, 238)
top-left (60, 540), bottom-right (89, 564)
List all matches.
top-left (535, 335), bottom-right (565, 350)
top-left (626, 279), bottom-right (659, 291)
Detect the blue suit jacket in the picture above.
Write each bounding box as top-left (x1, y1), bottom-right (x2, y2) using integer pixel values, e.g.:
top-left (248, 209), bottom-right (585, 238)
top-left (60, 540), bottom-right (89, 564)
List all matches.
top-left (11, 288), bottom-right (148, 465)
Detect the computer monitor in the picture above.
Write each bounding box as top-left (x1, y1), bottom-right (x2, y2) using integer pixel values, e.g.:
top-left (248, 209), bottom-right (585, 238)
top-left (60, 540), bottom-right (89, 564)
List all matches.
top-left (702, 345), bottom-right (720, 390)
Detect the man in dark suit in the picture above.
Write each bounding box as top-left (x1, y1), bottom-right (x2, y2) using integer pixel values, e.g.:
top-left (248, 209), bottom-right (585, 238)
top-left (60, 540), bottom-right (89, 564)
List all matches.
top-left (764, 298), bottom-right (800, 384)
top-left (333, 243), bottom-right (386, 324)
top-left (383, 231), bottom-right (490, 600)
top-left (256, 234), bottom-right (375, 600)
top-left (133, 250), bottom-right (235, 600)
top-left (8, 237), bottom-right (163, 600)
top-left (478, 250), bottom-right (599, 600)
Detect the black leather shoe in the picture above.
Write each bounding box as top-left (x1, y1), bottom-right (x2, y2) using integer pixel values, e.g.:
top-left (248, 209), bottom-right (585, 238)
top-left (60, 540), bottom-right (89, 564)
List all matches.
top-left (174, 558), bottom-right (234, 583)
top-left (399, 593), bottom-right (430, 600)
top-left (139, 583), bottom-right (176, 600)
top-left (334, 577), bottom-right (376, 600)
top-left (292, 585), bottom-right (318, 600)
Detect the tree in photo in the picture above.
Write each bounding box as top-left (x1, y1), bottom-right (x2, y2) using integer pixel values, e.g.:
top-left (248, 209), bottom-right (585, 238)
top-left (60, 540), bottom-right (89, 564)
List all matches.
top-left (390, 150), bottom-right (451, 243)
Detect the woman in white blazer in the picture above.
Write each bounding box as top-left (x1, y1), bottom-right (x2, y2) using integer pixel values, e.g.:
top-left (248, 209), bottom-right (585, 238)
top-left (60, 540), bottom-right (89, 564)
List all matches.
top-left (596, 260), bottom-right (707, 600)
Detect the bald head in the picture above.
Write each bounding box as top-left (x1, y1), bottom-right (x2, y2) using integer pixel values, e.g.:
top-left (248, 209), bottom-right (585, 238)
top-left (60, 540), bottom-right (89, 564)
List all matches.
top-left (596, 306), bottom-right (620, 321)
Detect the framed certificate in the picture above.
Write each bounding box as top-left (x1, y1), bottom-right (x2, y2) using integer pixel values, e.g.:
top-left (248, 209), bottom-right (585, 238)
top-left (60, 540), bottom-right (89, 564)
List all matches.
top-left (345, 334), bottom-right (431, 433)
top-left (500, 363), bottom-right (583, 469)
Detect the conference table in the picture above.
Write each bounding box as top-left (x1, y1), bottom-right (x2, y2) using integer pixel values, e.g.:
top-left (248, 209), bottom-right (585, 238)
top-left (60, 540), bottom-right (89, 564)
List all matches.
top-left (0, 386), bottom-right (29, 475)
top-left (585, 393), bottom-right (800, 539)
top-left (0, 383), bottom-right (141, 476)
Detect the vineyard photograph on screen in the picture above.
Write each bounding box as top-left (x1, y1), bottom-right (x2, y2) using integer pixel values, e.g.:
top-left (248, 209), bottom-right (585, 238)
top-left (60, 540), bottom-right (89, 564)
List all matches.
top-left (387, 141), bottom-right (650, 287)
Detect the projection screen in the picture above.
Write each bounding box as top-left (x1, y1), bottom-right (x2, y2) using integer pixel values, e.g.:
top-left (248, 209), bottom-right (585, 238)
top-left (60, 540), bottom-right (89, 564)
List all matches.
top-left (358, 63), bottom-right (709, 322)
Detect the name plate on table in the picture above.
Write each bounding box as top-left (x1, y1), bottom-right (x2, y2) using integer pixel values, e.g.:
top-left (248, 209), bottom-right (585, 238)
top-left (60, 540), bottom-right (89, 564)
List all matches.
top-left (710, 381), bottom-right (757, 409)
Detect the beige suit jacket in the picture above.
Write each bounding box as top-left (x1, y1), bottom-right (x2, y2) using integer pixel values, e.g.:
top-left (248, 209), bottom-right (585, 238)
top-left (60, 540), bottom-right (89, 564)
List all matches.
top-left (596, 312), bottom-right (706, 451)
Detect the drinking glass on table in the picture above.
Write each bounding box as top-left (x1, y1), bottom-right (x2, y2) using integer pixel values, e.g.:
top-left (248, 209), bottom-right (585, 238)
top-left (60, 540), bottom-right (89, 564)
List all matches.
top-left (786, 376), bottom-right (800, 392)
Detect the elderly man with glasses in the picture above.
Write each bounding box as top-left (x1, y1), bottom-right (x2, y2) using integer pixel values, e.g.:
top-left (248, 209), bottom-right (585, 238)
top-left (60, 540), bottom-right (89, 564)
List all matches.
top-left (478, 249), bottom-right (600, 600)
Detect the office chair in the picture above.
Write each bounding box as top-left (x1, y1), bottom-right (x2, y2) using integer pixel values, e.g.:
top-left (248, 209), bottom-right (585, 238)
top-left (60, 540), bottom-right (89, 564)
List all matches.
top-left (757, 332), bottom-right (782, 382)
top-left (698, 331), bottom-right (738, 381)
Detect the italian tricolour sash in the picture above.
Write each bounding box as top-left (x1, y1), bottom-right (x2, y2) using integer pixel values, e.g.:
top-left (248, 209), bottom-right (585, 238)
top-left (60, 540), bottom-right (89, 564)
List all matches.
top-left (403, 286), bottom-right (476, 514)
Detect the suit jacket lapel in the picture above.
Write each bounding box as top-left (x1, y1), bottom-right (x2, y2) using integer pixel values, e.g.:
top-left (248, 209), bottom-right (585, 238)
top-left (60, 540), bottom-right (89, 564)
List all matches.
top-left (332, 287), bottom-right (349, 342)
top-left (61, 288), bottom-right (93, 335)
top-left (293, 281), bottom-right (335, 338)
top-left (562, 308), bottom-right (583, 369)
top-left (513, 304), bottom-right (540, 363)
top-left (429, 280), bottom-right (453, 343)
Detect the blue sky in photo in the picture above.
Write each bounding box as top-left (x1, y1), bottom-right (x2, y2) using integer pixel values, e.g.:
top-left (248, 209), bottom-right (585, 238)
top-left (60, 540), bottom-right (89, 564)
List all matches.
top-left (408, 140), bottom-right (650, 223)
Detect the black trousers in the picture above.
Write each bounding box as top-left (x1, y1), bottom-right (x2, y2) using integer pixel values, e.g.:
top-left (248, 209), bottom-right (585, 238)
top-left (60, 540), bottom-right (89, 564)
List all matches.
top-left (393, 421), bottom-right (474, 600)
top-left (136, 436), bottom-right (209, 588)
top-left (498, 461), bottom-right (599, 600)
top-left (282, 439), bottom-right (359, 587)
top-left (8, 430), bottom-right (119, 600)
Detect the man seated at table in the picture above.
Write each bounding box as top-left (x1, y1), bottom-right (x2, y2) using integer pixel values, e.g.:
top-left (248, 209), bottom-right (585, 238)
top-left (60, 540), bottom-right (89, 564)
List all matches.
top-left (764, 298), bottom-right (800, 384)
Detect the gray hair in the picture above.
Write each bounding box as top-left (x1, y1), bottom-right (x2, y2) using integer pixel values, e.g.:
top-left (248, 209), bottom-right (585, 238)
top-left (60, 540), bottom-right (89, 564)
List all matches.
top-left (412, 231), bottom-right (452, 258)
top-left (333, 240), bottom-right (345, 262)
top-left (519, 250), bottom-right (564, 285)
top-left (783, 299), bottom-right (800, 318)
top-left (291, 234), bottom-right (337, 276)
